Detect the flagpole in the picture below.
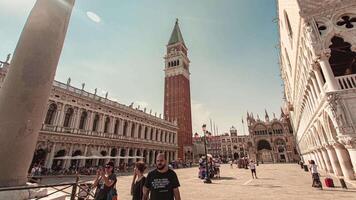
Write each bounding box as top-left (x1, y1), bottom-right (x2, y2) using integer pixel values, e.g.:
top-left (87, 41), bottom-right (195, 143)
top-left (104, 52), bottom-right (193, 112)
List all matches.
top-left (210, 118), bottom-right (213, 135)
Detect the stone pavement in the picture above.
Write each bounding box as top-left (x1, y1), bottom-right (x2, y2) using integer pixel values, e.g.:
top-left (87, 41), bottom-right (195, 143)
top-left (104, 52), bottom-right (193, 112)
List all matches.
top-left (115, 163), bottom-right (356, 200)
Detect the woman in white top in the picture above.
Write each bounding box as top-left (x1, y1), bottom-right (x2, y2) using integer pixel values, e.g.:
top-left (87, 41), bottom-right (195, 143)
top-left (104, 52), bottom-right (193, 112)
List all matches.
top-left (309, 160), bottom-right (322, 189)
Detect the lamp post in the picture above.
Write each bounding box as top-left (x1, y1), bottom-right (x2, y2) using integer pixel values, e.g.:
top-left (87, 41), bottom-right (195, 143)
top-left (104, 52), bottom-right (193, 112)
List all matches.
top-left (202, 124), bottom-right (212, 183)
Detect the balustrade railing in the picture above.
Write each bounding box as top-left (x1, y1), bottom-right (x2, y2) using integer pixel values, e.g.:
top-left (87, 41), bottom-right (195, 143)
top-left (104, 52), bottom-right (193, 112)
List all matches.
top-left (336, 74), bottom-right (356, 90)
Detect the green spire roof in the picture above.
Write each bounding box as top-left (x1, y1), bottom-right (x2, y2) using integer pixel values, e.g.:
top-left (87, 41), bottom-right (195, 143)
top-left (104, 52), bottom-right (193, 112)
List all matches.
top-left (168, 19), bottom-right (185, 46)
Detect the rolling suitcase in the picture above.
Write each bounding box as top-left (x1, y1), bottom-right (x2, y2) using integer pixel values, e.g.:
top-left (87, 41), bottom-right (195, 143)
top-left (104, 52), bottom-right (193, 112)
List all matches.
top-left (324, 177), bottom-right (334, 187)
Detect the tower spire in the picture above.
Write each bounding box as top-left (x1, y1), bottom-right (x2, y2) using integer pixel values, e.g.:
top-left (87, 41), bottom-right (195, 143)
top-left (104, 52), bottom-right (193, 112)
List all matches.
top-left (168, 18), bottom-right (185, 46)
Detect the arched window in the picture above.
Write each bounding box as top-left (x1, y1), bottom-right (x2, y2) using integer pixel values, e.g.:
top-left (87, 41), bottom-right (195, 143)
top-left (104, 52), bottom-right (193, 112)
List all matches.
top-left (329, 36), bottom-right (356, 77)
top-left (104, 117), bottom-right (110, 133)
top-left (45, 103), bottom-right (57, 125)
top-left (92, 114), bottom-right (99, 131)
top-left (123, 121), bottom-right (128, 136)
top-left (177, 60), bottom-right (180, 65)
top-left (79, 111), bottom-right (88, 130)
top-left (63, 108), bottom-right (74, 127)
top-left (131, 123), bottom-right (135, 137)
top-left (150, 128), bottom-right (153, 140)
top-left (138, 125), bottom-right (142, 138)
top-left (114, 119), bottom-right (119, 134)
top-left (144, 127), bottom-right (148, 139)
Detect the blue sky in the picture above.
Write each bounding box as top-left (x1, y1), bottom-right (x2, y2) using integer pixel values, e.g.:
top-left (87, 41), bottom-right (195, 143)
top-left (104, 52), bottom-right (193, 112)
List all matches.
top-left (0, 0), bottom-right (282, 135)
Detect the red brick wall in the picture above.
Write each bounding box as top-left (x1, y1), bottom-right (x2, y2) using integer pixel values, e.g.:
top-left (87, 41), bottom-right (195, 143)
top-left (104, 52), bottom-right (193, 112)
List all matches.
top-left (164, 74), bottom-right (192, 159)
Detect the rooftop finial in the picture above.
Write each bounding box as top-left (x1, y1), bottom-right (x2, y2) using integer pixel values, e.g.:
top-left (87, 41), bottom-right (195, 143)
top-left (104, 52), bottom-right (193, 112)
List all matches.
top-left (176, 18), bottom-right (179, 23)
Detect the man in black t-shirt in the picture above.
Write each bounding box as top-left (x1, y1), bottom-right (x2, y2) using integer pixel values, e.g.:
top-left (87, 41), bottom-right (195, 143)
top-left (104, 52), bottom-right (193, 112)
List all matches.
top-left (143, 153), bottom-right (181, 200)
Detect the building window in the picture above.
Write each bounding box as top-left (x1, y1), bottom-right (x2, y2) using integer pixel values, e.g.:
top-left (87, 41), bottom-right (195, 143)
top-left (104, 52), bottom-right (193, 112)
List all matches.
top-left (336, 15), bottom-right (356, 29)
top-left (329, 36), bottom-right (356, 77)
top-left (104, 117), bottom-right (110, 133)
top-left (92, 114), bottom-right (99, 131)
top-left (63, 108), bottom-right (74, 127)
top-left (79, 111), bottom-right (87, 130)
top-left (45, 103), bottom-right (57, 125)
top-left (114, 119), bottom-right (119, 134)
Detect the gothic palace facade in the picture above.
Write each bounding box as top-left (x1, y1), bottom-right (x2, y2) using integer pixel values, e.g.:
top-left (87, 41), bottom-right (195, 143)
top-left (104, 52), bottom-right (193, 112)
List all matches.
top-left (278, 0), bottom-right (356, 180)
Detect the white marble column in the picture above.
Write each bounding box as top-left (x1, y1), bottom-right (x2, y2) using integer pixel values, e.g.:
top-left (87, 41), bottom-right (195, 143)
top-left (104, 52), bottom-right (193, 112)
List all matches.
top-left (316, 149), bottom-right (327, 171)
top-left (317, 51), bottom-right (339, 92)
top-left (313, 67), bottom-right (325, 95)
top-left (321, 147), bottom-right (333, 173)
top-left (64, 144), bottom-right (74, 169)
top-left (0, 0), bottom-right (75, 187)
top-left (45, 143), bottom-right (56, 169)
top-left (134, 123), bottom-right (139, 138)
top-left (326, 145), bottom-right (343, 176)
top-left (119, 119), bottom-right (124, 135)
top-left (116, 148), bottom-right (121, 167)
top-left (334, 143), bottom-right (355, 180)
top-left (80, 145), bottom-right (88, 167)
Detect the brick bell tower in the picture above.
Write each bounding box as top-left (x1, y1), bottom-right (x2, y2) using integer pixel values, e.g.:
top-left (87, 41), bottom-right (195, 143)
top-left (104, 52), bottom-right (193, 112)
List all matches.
top-left (164, 19), bottom-right (193, 160)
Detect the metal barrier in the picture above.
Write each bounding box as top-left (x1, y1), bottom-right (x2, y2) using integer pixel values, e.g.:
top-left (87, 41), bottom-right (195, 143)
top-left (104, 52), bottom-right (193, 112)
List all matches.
top-left (0, 176), bottom-right (95, 200)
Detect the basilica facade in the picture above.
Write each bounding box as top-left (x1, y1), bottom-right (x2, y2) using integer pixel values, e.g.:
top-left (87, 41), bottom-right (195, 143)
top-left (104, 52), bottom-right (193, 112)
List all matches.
top-left (278, 0), bottom-right (356, 180)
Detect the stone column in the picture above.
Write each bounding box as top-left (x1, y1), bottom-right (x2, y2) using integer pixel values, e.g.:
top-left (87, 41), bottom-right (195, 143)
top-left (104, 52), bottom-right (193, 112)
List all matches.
top-left (313, 68), bottom-right (325, 95)
top-left (326, 145), bottom-right (343, 176)
top-left (316, 149), bottom-right (327, 171)
top-left (64, 144), bottom-right (74, 169)
top-left (317, 50), bottom-right (339, 92)
top-left (73, 108), bottom-right (80, 129)
top-left (125, 147), bottom-right (130, 164)
top-left (134, 123), bottom-right (139, 138)
top-left (146, 150), bottom-right (150, 165)
top-left (345, 145), bottom-right (356, 175)
top-left (54, 104), bottom-right (64, 126)
top-left (109, 117), bottom-right (114, 134)
top-left (86, 111), bottom-right (94, 131)
top-left (0, 0), bottom-right (75, 187)
top-left (45, 143), bottom-right (56, 169)
top-left (116, 148), bottom-right (121, 167)
top-left (334, 143), bottom-right (355, 180)
top-left (119, 119), bottom-right (124, 135)
top-left (310, 76), bottom-right (321, 99)
top-left (80, 145), bottom-right (88, 167)
top-left (321, 147), bottom-right (333, 173)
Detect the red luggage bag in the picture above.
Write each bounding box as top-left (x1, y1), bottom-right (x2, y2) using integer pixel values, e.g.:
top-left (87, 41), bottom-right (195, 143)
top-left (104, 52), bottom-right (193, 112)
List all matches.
top-left (324, 178), bottom-right (334, 187)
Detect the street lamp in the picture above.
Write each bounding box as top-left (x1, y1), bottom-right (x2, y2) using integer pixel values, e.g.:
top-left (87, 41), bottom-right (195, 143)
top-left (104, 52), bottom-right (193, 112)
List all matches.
top-left (202, 124), bottom-right (212, 184)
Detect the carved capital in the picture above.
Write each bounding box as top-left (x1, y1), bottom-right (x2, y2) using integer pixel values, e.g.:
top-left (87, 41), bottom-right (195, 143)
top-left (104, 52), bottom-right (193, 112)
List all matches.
top-left (338, 135), bottom-right (356, 149)
top-left (321, 48), bottom-right (331, 59)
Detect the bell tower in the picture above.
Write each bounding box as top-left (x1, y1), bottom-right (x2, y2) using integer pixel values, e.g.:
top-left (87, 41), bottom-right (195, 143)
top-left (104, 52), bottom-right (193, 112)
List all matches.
top-left (164, 19), bottom-right (192, 160)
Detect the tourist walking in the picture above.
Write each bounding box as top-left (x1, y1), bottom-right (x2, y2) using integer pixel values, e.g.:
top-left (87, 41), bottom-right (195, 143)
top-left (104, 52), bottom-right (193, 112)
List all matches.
top-left (249, 160), bottom-right (257, 179)
top-left (131, 161), bottom-right (147, 200)
top-left (309, 160), bottom-right (322, 189)
top-left (143, 153), bottom-right (181, 200)
top-left (93, 161), bottom-right (118, 200)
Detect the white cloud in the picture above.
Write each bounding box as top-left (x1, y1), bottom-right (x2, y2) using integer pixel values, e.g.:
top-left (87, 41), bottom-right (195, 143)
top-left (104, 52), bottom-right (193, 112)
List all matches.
top-left (191, 100), bottom-right (211, 135)
top-left (86, 11), bottom-right (101, 23)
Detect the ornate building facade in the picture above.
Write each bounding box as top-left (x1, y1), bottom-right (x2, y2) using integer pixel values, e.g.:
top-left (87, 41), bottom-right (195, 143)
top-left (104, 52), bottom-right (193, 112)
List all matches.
top-left (164, 19), bottom-right (193, 160)
top-left (278, 0), bottom-right (356, 180)
top-left (191, 111), bottom-right (299, 164)
top-left (246, 111), bottom-right (299, 163)
top-left (0, 60), bottom-right (178, 170)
